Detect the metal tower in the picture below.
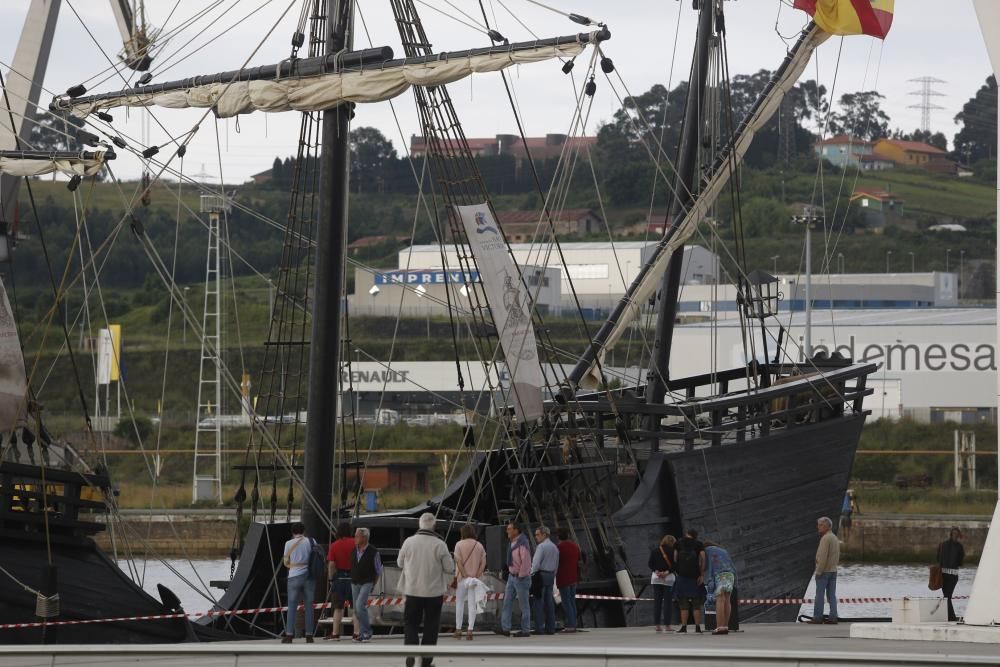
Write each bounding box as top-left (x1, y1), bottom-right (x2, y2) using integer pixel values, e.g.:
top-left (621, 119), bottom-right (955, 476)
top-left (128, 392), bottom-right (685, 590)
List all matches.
top-left (907, 76), bottom-right (946, 132)
top-left (192, 193), bottom-right (230, 503)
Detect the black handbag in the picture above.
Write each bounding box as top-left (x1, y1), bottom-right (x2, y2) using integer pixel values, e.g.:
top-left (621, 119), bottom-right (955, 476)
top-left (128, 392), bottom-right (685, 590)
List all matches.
top-left (530, 571), bottom-right (543, 597)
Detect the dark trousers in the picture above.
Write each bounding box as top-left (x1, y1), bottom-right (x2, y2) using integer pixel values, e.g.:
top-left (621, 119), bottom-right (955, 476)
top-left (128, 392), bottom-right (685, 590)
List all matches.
top-left (404, 595), bottom-right (443, 667)
top-left (653, 585), bottom-right (673, 627)
top-left (942, 573), bottom-right (959, 621)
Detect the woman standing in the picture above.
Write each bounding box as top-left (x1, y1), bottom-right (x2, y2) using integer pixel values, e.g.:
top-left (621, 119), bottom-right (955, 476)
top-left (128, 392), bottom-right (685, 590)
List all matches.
top-left (703, 541), bottom-right (737, 635)
top-left (453, 524), bottom-right (487, 640)
top-left (937, 528), bottom-right (965, 621)
top-left (648, 534), bottom-right (676, 632)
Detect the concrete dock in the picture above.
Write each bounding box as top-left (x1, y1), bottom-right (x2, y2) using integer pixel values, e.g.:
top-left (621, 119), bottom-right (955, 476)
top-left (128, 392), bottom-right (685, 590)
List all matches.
top-left (2, 624), bottom-right (999, 666)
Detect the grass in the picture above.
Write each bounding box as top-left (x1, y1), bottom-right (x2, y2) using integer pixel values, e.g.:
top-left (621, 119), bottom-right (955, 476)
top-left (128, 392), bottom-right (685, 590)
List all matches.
top-left (853, 487), bottom-right (997, 516)
top-left (855, 169), bottom-right (996, 221)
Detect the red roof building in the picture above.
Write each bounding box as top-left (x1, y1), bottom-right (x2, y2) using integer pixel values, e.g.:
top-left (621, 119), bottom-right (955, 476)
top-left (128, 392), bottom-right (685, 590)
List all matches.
top-left (873, 139), bottom-right (956, 174)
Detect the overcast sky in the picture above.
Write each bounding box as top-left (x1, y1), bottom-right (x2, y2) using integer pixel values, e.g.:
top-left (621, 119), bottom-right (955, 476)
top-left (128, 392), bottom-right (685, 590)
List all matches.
top-left (0, 1), bottom-right (993, 183)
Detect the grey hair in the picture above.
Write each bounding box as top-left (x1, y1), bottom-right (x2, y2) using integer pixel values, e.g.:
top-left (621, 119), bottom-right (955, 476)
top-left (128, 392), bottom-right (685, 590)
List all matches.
top-left (419, 513), bottom-right (436, 531)
top-left (536, 525), bottom-right (550, 537)
top-left (817, 517), bottom-right (833, 529)
top-left (355, 527), bottom-right (371, 540)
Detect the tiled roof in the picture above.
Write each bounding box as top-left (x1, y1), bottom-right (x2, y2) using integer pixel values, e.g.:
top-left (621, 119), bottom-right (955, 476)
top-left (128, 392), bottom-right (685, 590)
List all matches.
top-left (850, 187), bottom-right (903, 202)
top-left (877, 139), bottom-right (948, 155)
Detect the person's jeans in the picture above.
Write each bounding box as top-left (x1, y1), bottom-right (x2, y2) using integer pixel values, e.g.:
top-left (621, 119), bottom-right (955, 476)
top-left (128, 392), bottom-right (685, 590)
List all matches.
top-left (285, 574), bottom-right (315, 637)
top-left (404, 594), bottom-right (443, 667)
top-left (942, 573), bottom-right (959, 621)
top-left (456, 578), bottom-right (479, 631)
top-left (813, 572), bottom-right (838, 621)
top-left (501, 574), bottom-right (531, 633)
top-left (352, 582), bottom-right (374, 638)
top-left (559, 584), bottom-right (577, 629)
top-left (531, 571), bottom-right (556, 634)
top-left (653, 584), bottom-right (673, 627)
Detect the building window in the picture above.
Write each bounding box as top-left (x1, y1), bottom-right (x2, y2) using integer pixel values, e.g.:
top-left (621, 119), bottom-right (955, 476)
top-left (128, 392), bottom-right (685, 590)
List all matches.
top-left (564, 264), bottom-right (609, 280)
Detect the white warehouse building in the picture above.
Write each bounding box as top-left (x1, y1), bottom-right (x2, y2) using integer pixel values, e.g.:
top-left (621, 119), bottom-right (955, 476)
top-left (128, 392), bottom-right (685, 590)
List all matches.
top-left (670, 308), bottom-right (996, 424)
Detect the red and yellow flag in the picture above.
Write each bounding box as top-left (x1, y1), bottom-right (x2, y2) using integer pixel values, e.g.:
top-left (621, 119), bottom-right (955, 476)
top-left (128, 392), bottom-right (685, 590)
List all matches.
top-left (794, 0), bottom-right (894, 39)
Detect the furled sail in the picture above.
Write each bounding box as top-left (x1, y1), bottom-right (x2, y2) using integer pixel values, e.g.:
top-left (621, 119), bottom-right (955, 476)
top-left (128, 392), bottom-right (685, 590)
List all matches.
top-left (457, 204), bottom-right (544, 423)
top-left (572, 23), bottom-right (829, 389)
top-left (53, 32), bottom-right (607, 120)
top-left (0, 149), bottom-right (112, 178)
top-left (0, 277), bottom-right (28, 432)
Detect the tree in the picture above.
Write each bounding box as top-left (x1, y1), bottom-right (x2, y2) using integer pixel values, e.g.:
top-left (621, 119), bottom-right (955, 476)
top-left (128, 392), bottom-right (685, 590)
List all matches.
top-left (350, 127), bottom-right (397, 193)
top-left (271, 157), bottom-right (283, 183)
top-left (789, 79), bottom-right (829, 135)
top-left (828, 91), bottom-right (890, 141)
top-left (28, 111), bottom-right (84, 152)
top-left (953, 75), bottom-right (997, 164)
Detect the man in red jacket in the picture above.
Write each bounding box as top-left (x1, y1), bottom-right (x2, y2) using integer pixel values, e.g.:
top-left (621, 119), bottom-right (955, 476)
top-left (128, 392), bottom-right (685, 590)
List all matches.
top-left (555, 527), bottom-right (582, 633)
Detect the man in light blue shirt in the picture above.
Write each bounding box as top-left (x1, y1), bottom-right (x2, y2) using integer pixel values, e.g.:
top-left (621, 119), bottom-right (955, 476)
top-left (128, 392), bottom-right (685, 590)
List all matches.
top-left (530, 526), bottom-right (559, 634)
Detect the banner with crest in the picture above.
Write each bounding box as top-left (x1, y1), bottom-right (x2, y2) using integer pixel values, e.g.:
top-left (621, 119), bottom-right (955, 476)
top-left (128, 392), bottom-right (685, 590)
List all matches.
top-left (456, 204), bottom-right (543, 423)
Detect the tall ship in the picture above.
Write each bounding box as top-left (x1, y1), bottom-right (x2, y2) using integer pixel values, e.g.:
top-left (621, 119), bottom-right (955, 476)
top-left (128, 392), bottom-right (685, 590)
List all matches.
top-left (0, 0), bottom-right (892, 641)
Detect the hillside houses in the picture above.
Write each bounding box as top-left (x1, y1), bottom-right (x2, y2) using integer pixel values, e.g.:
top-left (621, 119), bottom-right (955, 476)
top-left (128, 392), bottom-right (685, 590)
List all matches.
top-left (815, 136), bottom-right (957, 174)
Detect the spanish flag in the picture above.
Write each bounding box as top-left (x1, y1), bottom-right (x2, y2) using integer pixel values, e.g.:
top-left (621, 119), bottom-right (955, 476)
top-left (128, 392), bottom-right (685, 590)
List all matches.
top-left (794, 0), bottom-right (894, 39)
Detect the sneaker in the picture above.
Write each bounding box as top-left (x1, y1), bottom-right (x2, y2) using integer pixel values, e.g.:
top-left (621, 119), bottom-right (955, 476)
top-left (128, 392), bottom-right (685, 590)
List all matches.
top-left (655, 626), bottom-right (663, 633)
top-left (305, 636), bottom-right (314, 644)
top-left (324, 634), bottom-right (340, 641)
top-left (675, 626), bottom-right (687, 634)
top-left (495, 629), bottom-right (511, 637)
top-left (513, 631), bottom-right (530, 638)
top-left (560, 628), bottom-right (577, 633)
top-left (361, 634), bottom-right (372, 643)
top-left (824, 619), bottom-right (839, 625)
top-left (694, 626), bottom-right (702, 634)
top-left (281, 635), bottom-right (293, 643)
top-left (352, 635), bottom-right (362, 642)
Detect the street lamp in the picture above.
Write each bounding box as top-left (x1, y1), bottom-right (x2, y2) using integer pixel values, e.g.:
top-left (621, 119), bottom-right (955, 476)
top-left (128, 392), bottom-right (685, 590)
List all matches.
top-left (946, 248), bottom-right (951, 273)
top-left (770, 255), bottom-right (780, 274)
top-left (908, 252), bottom-right (915, 273)
top-left (791, 215), bottom-right (820, 358)
top-left (959, 250), bottom-right (965, 299)
top-left (837, 252), bottom-right (844, 274)
top-left (885, 250), bottom-right (893, 274)
top-left (183, 285), bottom-right (191, 344)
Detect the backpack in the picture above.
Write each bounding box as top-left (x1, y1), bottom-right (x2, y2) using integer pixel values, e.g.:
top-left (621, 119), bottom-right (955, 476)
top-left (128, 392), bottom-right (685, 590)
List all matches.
top-left (308, 538), bottom-right (326, 579)
top-left (675, 546), bottom-right (700, 578)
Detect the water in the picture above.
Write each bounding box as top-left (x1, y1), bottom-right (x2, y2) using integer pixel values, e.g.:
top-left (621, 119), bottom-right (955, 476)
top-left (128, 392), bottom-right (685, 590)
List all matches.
top-left (121, 560), bottom-right (976, 621)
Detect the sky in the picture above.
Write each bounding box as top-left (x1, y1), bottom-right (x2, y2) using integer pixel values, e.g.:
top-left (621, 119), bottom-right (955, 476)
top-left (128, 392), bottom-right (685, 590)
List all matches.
top-left (0, 0), bottom-right (993, 183)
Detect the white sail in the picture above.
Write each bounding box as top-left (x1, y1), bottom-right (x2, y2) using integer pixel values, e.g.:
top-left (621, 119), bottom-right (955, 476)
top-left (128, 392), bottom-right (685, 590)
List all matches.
top-left (0, 151), bottom-right (109, 177)
top-left (62, 41), bottom-right (590, 119)
top-left (963, 0), bottom-right (1000, 628)
top-left (457, 204), bottom-right (544, 423)
top-left (578, 24), bottom-right (829, 389)
top-left (0, 277), bottom-right (28, 433)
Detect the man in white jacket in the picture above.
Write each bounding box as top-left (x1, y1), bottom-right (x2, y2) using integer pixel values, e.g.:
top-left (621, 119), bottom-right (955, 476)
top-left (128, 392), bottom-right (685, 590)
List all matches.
top-left (398, 513), bottom-right (455, 667)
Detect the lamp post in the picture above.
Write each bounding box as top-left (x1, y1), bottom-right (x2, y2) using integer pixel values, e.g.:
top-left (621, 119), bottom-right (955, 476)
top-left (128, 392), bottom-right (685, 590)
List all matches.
top-left (946, 248), bottom-right (951, 273)
top-left (886, 250), bottom-right (893, 274)
top-left (908, 252), bottom-right (915, 273)
top-left (837, 252), bottom-right (844, 274)
top-left (770, 255), bottom-right (780, 274)
top-left (792, 215), bottom-right (820, 358)
top-left (960, 250), bottom-right (965, 300)
top-left (183, 285), bottom-right (191, 344)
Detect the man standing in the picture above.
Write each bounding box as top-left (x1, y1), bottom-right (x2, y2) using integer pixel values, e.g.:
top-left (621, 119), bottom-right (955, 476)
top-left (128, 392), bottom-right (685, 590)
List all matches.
top-left (937, 527), bottom-right (965, 621)
top-left (499, 521), bottom-right (532, 637)
top-left (811, 516), bottom-right (840, 624)
top-left (555, 527), bottom-right (581, 633)
top-left (325, 521), bottom-right (354, 640)
top-left (351, 527), bottom-right (383, 642)
top-left (281, 522), bottom-right (316, 643)
top-left (673, 528), bottom-right (705, 633)
top-left (397, 513), bottom-right (454, 667)
top-left (531, 526), bottom-right (559, 635)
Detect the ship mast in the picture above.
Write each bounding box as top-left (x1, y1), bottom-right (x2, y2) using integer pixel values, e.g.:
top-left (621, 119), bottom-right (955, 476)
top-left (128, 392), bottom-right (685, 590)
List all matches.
top-left (645, 1), bottom-right (715, 425)
top-left (301, 0), bottom-right (352, 539)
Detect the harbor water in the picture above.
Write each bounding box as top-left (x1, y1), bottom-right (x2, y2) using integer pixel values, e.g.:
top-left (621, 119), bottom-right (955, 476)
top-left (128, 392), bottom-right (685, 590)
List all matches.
top-left (120, 560), bottom-right (975, 622)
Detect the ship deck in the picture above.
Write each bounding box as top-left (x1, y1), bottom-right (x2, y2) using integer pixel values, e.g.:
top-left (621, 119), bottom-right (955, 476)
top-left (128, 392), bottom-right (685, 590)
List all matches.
top-left (3, 624), bottom-right (999, 665)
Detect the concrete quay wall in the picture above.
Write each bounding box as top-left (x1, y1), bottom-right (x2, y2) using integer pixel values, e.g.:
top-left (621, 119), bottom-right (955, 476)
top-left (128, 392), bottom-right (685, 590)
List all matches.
top-left (842, 513), bottom-right (991, 562)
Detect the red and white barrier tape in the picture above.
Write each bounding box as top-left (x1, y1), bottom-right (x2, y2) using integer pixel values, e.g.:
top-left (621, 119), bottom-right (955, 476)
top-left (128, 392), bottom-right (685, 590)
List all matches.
top-left (0, 592), bottom-right (970, 631)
